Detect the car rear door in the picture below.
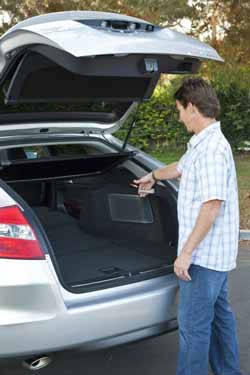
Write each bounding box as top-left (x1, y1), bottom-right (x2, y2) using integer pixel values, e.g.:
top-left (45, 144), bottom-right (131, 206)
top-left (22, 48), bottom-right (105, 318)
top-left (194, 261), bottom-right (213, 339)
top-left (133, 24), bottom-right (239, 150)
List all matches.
top-left (0, 11), bottom-right (223, 135)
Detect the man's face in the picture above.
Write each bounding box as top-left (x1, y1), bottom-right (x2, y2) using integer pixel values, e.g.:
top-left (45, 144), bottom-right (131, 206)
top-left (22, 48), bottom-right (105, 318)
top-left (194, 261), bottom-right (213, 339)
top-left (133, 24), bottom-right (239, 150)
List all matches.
top-left (176, 100), bottom-right (194, 133)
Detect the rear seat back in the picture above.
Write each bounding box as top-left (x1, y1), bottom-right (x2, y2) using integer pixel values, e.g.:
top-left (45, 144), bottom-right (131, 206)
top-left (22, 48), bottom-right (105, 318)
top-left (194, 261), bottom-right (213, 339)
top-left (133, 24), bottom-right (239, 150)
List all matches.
top-left (0, 147), bottom-right (44, 207)
top-left (9, 181), bottom-right (45, 207)
top-left (7, 148), bottom-right (27, 161)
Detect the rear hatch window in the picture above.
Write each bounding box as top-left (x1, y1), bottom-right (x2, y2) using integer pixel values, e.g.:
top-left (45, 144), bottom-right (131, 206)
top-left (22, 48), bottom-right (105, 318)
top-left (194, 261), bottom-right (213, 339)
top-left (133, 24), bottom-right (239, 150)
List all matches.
top-left (4, 51), bottom-right (154, 105)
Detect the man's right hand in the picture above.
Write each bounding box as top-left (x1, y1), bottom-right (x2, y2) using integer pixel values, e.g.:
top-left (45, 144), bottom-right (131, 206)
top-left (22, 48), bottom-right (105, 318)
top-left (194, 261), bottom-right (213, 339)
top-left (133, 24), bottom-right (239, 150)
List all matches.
top-left (133, 173), bottom-right (156, 198)
top-left (132, 162), bottom-right (181, 197)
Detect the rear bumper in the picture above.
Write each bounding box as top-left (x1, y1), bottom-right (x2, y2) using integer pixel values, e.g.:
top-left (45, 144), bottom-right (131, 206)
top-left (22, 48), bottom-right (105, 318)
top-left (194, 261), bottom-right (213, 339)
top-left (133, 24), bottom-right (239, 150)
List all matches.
top-left (0, 257), bottom-right (178, 358)
top-left (75, 318), bottom-right (178, 352)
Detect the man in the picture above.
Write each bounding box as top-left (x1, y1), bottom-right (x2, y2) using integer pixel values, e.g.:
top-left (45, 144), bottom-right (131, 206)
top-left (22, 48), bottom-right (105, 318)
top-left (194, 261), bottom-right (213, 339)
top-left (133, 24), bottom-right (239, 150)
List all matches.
top-left (134, 77), bottom-right (244, 375)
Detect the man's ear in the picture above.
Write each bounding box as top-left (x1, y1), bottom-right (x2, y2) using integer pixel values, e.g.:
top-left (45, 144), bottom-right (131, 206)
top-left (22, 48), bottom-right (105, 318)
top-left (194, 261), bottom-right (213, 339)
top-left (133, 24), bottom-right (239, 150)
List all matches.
top-left (187, 102), bottom-right (199, 115)
top-left (186, 102), bottom-right (194, 113)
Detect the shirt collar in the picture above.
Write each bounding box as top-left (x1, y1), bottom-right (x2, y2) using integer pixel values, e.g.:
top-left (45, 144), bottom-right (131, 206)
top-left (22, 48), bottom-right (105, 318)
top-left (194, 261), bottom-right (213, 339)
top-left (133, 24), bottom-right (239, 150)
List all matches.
top-left (188, 121), bottom-right (221, 150)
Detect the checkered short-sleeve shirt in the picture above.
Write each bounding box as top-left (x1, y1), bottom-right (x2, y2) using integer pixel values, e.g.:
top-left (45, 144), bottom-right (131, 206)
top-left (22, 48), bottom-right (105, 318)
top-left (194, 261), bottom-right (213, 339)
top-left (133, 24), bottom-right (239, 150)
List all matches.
top-left (176, 122), bottom-right (239, 271)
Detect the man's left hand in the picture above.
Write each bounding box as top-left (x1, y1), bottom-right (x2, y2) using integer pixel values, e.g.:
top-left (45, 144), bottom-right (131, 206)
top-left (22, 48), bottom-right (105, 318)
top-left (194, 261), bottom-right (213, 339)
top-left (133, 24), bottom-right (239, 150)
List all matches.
top-left (174, 252), bottom-right (192, 281)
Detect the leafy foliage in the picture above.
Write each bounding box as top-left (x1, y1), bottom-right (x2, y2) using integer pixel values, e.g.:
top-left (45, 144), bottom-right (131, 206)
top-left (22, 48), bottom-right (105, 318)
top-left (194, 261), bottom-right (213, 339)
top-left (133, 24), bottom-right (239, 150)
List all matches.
top-left (190, 0), bottom-right (250, 64)
top-left (117, 79), bottom-right (189, 151)
top-left (223, 0), bottom-right (250, 64)
top-left (207, 64), bottom-right (250, 149)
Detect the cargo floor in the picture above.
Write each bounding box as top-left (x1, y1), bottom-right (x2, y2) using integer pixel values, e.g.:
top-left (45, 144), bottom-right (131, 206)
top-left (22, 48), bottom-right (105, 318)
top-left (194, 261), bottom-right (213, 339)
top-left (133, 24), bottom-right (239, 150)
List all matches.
top-left (34, 207), bottom-right (173, 286)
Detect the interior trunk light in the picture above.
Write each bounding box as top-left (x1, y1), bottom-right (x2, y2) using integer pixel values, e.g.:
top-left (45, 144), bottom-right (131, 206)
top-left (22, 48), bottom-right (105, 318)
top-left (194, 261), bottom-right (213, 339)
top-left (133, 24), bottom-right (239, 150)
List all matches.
top-left (0, 205), bottom-right (45, 259)
top-left (139, 58), bottom-right (159, 74)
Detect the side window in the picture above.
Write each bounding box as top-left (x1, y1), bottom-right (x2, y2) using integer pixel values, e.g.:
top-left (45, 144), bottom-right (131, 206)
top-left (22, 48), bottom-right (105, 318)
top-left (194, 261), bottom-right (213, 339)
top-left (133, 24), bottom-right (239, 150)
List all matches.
top-left (47, 144), bottom-right (103, 157)
top-left (7, 146), bottom-right (49, 161)
top-left (23, 146), bottom-right (49, 159)
top-left (6, 144), bottom-right (104, 162)
top-left (25, 150), bottom-right (38, 159)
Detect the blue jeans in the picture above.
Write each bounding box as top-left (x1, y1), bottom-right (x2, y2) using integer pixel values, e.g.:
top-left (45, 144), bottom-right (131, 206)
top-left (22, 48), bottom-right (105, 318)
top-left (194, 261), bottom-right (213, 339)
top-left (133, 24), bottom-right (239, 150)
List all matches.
top-left (177, 265), bottom-right (241, 375)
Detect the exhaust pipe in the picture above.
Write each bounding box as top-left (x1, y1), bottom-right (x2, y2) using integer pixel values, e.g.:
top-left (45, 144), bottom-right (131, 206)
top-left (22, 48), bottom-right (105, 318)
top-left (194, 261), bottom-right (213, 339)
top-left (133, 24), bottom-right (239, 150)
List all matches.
top-left (22, 355), bottom-right (52, 371)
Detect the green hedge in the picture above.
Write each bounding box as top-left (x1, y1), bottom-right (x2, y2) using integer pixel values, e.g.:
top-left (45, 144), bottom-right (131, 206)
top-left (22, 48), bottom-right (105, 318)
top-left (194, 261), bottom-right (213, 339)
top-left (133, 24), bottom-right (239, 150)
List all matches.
top-left (117, 81), bottom-right (188, 150)
top-left (117, 65), bottom-right (250, 151)
top-left (209, 64), bottom-right (250, 150)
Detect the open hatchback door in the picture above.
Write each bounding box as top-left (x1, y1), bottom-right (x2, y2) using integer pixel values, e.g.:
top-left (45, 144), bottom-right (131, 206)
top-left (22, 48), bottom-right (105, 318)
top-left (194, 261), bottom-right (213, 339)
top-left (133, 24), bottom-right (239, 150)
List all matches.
top-left (0, 10), bottom-right (223, 133)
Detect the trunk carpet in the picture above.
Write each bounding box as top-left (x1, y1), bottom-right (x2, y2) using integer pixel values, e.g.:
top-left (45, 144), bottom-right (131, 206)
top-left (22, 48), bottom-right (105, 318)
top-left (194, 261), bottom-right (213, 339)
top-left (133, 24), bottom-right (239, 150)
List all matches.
top-left (34, 207), bottom-right (173, 286)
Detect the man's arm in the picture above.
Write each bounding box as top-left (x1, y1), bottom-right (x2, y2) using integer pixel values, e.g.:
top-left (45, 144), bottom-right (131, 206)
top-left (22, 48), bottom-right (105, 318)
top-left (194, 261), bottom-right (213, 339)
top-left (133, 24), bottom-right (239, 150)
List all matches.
top-left (133, 161), bottom-right (181, 197)
top-left (174, 199), bottom-right (222, 281)
top-left (152, 162), bottom-right (182, 180)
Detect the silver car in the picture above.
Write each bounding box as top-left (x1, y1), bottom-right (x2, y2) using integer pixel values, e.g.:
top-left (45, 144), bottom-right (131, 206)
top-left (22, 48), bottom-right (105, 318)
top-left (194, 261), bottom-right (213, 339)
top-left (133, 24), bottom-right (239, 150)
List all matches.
top-left (0, 11), bottom-right (222, 370)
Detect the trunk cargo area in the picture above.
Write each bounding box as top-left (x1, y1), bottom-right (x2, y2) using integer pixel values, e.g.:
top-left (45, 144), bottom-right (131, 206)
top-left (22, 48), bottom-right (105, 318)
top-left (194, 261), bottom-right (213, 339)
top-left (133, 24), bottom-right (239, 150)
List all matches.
top-left (33, 206), bottom-right (175, 288)
top-left (5, 156), bottom-right (178, 291)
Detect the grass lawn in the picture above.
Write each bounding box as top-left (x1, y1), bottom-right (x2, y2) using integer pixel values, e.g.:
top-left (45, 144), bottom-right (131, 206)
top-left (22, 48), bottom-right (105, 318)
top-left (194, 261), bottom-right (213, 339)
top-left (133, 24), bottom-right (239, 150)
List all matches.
top-left (150, 149), bottom-right (250, 230)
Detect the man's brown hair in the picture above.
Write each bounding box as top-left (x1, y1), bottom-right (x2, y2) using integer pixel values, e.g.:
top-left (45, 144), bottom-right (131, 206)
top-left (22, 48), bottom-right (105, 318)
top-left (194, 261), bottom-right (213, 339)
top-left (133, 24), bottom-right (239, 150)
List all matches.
top-left (174, 77), bottom-right (220, 119)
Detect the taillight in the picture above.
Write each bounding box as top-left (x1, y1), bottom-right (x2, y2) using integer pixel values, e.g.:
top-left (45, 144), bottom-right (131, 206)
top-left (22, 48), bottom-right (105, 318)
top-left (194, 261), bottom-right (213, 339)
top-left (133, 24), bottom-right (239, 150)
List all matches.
top-left (0, 205), bottom-right (45, 260)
